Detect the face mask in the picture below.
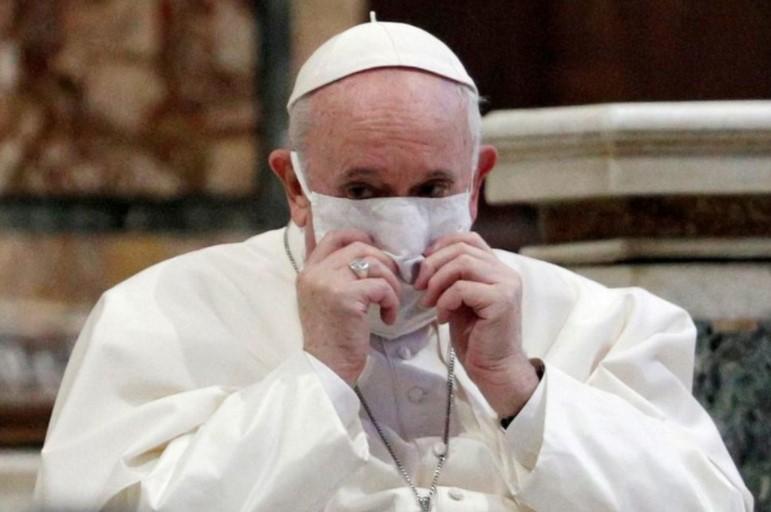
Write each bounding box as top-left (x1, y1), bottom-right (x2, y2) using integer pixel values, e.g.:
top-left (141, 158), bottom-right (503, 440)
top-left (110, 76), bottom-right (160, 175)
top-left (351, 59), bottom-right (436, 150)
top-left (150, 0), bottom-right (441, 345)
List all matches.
top-left (290, 152), bottom-right (473, 339)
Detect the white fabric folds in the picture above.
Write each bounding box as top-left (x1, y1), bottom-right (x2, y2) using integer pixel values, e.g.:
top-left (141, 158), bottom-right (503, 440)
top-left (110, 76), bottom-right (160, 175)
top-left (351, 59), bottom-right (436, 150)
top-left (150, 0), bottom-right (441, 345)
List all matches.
top-left (34, 226), bottom-right (754, 511)
top-left (287, 17), bottom-right (477, 110)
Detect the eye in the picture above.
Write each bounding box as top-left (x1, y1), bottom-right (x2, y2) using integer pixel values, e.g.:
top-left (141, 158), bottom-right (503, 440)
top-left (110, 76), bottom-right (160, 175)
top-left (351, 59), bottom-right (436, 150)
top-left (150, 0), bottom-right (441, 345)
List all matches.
top-left (344, 183), bottom-right (378, 200)
top-left (414, 180), bottom-right (452, 198)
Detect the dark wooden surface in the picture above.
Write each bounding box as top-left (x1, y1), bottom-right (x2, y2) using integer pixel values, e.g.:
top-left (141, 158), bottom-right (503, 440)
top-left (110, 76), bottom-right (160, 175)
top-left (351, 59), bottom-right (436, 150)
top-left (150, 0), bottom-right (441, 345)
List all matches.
top-left (0, 401), bottom-right (51, 448)
top-left (370, 0), bottom-right (771, 109)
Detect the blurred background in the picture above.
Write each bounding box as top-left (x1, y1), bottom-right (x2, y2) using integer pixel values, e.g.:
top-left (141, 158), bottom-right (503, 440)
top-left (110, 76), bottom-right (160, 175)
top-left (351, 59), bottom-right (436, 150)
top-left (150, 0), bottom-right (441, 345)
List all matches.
top-left (0, 0), bottom-right (769, 509)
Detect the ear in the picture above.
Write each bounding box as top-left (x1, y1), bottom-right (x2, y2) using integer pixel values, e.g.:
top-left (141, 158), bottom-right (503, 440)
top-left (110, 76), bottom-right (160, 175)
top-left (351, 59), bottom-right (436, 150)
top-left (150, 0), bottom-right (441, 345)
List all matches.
top-left (469, 144), bottom-right (497, 222)
top-left (268, 149), bottom-right (310, 227)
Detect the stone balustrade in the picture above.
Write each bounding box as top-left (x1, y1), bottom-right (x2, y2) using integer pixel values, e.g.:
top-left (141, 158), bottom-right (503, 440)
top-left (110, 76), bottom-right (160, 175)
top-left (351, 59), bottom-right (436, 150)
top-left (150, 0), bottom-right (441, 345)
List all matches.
top-left (484, 101), bottom-right (771, 203)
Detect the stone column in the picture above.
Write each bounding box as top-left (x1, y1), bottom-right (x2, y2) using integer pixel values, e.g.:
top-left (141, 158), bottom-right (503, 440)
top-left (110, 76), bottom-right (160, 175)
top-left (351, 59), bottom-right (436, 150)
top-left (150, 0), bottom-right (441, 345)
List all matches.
top-left (483, 101), bottom-right (771, 506)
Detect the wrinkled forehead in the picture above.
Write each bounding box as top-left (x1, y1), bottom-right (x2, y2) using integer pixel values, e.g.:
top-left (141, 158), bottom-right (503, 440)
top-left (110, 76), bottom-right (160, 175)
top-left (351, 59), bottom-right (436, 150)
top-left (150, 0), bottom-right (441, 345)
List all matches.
top-left (299, 68), bottom-right (474, 159)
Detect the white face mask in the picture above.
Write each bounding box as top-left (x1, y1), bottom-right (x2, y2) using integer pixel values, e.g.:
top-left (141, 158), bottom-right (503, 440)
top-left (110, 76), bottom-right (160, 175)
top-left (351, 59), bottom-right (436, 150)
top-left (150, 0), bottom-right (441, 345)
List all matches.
top-left (290, 152), bottom-right (473, 339)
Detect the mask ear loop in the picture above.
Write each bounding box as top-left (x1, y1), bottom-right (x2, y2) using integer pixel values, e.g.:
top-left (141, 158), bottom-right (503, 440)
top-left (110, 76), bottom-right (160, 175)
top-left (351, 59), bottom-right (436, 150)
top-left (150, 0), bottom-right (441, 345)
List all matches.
top-left (461, 165), bottom-right (475, 220)
top-left (466, 163), bottom-right (477, 195)
top-left (290, 151), bottom-right (315, 202)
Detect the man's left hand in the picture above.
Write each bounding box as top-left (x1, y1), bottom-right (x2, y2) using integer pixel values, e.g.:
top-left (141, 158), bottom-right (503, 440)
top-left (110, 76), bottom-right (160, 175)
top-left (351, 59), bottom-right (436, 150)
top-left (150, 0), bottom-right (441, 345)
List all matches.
top-left (414, 232), bottom-right (540, 418)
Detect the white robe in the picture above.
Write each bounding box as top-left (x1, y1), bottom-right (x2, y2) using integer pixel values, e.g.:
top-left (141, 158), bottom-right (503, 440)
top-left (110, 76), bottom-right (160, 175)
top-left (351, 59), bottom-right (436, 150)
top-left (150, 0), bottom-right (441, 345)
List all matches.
top-left (34, 224), bottom-right (753, 511)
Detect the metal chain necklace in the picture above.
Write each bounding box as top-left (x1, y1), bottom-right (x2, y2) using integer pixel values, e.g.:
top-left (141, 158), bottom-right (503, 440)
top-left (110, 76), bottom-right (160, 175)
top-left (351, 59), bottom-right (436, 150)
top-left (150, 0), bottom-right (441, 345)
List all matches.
top-left (283, 224), bottom-right (301, 274)
top-left (356, 347), bottom-right (455, 512)
top-left (283, 225), bottom-right (456, 512)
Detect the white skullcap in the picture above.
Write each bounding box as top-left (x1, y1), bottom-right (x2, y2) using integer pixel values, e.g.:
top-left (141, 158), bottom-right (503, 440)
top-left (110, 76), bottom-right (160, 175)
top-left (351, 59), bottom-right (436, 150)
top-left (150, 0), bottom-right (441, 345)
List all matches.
top-left (287, 12), bottom-right (477, 111)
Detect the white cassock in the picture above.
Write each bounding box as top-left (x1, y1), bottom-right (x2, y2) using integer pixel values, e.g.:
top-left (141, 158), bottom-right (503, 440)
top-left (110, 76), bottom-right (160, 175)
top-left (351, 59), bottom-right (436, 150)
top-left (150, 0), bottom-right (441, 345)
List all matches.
top-left (34, 224), bottom-right (753, 511)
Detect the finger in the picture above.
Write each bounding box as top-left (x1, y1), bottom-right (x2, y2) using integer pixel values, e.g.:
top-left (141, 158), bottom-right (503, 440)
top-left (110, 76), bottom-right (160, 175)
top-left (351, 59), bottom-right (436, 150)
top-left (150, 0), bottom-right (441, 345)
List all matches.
top-left (327, 241), bottom-right (401, 280)
top-left (435, 280), bottom-right (499, 324)
top-left (306, 229), bottom-right (373, 265)
top-left (350, 278), bottom-right (400, 325)
top-left (340, 257), bottom-right (401, 297)
top-left (421, 256), bottom-right (497, 307)
top-left (426, 231), bottom-right (491, 255)
top-left (414, 242), bottom-right (496, 290)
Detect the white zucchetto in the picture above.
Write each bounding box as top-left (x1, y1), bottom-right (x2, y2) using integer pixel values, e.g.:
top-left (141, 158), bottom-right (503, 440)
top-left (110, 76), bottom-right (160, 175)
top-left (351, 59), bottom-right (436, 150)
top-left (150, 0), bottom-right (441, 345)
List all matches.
top-left (287, 12), bottom-right (478, 110)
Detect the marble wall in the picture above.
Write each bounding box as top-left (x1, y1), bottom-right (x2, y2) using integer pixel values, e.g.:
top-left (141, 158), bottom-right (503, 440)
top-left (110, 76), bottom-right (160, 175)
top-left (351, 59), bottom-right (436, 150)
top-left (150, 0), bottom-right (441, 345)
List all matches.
top-left (0, 0), bottom-right (260, 199)
top-left (0, 0), bottom-right (369, 451)
top-left (0, 0), bottom-right (265, 450)
top-left (694, 320), bottom-right (771, 508)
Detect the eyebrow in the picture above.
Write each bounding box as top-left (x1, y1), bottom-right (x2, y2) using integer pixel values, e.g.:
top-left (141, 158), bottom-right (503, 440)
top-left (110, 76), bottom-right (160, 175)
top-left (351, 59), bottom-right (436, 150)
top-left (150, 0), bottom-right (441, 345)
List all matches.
top-left (421, 170), bottom-right (456, 182)
top-left (339, 168), bottom-right (457, 182)
top-left (340, 167), bottom-right (381, 181)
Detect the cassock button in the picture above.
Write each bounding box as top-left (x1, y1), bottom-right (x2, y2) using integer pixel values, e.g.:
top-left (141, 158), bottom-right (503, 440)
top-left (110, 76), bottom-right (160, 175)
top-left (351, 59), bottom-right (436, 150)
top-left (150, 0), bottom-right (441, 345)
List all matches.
top-left (432, 441), bottom-right (447, 457)
top-left (407, 386), bottom-right (426, 403)
top-left (397, 346), bottom-right (413, 360)
top-left (448, 488), bottom-right (464, 501)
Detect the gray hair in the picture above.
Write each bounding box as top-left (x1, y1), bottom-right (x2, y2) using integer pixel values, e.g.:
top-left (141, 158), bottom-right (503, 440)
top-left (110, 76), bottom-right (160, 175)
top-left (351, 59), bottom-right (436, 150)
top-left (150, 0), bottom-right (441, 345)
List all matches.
top-left (289, 82), bottom-right (482, 175)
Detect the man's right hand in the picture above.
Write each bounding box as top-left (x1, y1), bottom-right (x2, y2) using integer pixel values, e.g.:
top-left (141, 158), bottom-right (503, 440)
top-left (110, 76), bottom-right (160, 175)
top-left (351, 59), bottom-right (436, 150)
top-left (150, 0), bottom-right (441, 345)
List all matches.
top-left (297, 230), bottom-right (401, 385)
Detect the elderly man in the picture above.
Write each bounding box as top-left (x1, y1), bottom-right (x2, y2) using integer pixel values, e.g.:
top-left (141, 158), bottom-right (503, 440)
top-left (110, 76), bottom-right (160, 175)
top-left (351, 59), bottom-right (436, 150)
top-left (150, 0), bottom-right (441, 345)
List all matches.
top-left (35, 17), bottom-right (751, 512)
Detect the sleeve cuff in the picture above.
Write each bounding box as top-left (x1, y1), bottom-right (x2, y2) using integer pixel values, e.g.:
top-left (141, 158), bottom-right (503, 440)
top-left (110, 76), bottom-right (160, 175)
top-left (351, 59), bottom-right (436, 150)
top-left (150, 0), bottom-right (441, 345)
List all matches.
top-left (502, 362), bottom-right (548, 470)
top-left (304, 351), bottom-right (361, 429)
